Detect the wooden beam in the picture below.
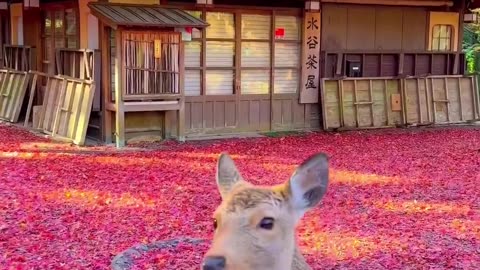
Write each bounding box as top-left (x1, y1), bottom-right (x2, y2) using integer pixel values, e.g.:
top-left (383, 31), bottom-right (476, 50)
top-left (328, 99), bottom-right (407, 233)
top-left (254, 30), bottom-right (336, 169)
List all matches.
top-left (123, 101), bottom-right (181, 112)
top-left (320, 0), bottom-right (453, 7)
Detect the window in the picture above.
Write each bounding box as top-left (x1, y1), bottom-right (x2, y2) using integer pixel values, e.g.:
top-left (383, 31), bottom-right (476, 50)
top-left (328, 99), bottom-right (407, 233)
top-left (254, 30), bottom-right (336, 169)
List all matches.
top-left (431, 24), bottom-right (453, 51)
top-left (184, 11), bottom-right (202, 96)
top-left (206, 12), bottom-right (235, 95)
top-left (182, 10), bottom-right (301, 97)
top-left (42, 7), bottom-right (78, 73)
top-left (241, 14), bottom-right (271, 95)
top-left (274, 16), bottom-right (301, 94)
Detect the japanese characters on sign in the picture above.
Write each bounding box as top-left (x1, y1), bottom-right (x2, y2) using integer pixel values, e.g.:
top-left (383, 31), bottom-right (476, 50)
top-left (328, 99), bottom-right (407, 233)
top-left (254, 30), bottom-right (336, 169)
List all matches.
top-left (300, 12), bottom-right (320, 104)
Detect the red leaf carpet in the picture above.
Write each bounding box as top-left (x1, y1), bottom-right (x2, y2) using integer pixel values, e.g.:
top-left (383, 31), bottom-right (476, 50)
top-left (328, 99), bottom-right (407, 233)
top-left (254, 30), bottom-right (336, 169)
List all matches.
top-left (0, 123), bottom-right (479, 269)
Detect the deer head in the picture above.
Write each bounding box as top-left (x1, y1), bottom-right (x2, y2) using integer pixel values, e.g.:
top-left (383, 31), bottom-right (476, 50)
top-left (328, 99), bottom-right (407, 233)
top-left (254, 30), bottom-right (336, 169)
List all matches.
top-left (201, 152), bottom-right (329, 270)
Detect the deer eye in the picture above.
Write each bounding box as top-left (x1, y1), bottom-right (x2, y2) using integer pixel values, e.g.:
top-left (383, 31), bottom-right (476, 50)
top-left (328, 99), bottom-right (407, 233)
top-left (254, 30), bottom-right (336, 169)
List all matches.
top-left (213, 219), bottom-right (218, 230)
top-left (259, 217), bottom-right (274, 230)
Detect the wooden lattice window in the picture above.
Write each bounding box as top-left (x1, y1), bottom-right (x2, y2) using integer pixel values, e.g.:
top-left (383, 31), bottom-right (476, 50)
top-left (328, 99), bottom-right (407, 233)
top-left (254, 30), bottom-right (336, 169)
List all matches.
top-left (122, 31), bottom-right (181, 99)
top-left (431, 24), bottom-right (453, 51)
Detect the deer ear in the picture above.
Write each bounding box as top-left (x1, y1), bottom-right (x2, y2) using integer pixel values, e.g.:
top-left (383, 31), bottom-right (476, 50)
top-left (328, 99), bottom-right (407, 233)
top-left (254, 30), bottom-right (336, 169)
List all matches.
top-left (216, 153), bottom-right (245, 199)
top-left (286, 153), bottom-right (329, 212)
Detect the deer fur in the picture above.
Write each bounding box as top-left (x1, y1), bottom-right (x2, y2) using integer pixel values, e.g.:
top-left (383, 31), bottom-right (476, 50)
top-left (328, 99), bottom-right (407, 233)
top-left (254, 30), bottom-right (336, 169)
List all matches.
top-left (202, 152), bottom-right (330, 270)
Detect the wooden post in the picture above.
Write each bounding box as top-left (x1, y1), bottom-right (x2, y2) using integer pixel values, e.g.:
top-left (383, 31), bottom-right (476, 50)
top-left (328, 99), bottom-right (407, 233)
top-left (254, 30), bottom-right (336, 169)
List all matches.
top-left (100, 24), bottom-right (112, 143)
top-left (115, 28), bottom-right (125, 148)
top-left (178, 42), bottom-right (185, 141)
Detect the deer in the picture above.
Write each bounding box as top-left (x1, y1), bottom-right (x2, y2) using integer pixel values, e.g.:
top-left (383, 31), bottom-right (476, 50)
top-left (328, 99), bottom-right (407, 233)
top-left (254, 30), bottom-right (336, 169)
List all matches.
top-left (201, 152), bottom-right (330, 270)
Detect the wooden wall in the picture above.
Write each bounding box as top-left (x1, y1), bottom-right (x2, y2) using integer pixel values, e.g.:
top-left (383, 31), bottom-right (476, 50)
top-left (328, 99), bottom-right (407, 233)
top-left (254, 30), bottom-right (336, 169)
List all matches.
top-left (185, 95), bottom-right (317, 136)
top-left (321, 4), bottom-right (428, 51)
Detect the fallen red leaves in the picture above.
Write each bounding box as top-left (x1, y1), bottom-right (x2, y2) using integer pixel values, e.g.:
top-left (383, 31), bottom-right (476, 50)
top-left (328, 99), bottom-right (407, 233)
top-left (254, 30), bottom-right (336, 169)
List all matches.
top-left (0, 123), bottom-right (479, 269)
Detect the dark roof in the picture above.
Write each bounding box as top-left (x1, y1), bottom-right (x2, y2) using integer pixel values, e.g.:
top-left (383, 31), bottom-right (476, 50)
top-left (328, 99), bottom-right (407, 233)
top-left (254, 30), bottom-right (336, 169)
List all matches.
top-left (88, 2), bottom-right (209, 29)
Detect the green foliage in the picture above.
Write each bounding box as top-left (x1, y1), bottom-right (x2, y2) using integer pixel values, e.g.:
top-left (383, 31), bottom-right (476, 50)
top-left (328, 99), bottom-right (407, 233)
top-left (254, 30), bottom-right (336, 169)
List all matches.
top-left (464, 11), bottom-right (480, 73)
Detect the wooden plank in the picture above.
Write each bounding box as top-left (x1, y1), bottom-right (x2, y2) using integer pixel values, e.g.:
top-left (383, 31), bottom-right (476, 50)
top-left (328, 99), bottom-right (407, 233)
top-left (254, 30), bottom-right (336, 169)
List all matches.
top-left (74, 83), bottom-right (96, 146)
top-left (430, 78), bottom-right (437, 123)
top-left (368, 79), bottom-right (374, 126)
top-left (51, 79), bottom-right (67, 137)
top-left (1, 73), bottom-right (20, 120)
top-left (398, 53), bottom-right (404, 76)
top-left (11, 73), bottom-right (31, 123)
top-left (444, 77), bottom-right (450, 123)
top-left (471, 76), bottom-right (479, 119)
top-left (24, 73), bottom-right (39, 127)
top-left (458, 76), bottom-right (463, 121)
top-left (383, 79), bottom-right (390, 126)
top-left (320, 79), bottom-right (328, 129)
top-left (339, 80), bottom-right (344, 126)
top-left (424, 78), bottom-right (431, 123)
top-left (400, 78), bottom-right (406, 124)
top-left (60, 80), bottom-right (76, 137)
top-left (336, 53), bottom-right (343, 76)
top-left (353, 79), bottom-right (359, 127)
top-left (416, 78), bottom-right (423, 123)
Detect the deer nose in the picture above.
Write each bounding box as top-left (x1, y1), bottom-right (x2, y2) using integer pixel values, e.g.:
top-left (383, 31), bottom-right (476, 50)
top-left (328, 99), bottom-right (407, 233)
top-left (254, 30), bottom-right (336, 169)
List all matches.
top-left (202, 256), bottom-right (226, 270)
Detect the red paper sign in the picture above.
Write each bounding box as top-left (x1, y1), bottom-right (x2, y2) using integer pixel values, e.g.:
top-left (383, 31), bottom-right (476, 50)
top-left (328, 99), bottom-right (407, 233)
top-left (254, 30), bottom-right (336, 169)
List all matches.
top-left (185, 27), bottom-right (193, 34)
top-left (275, 28), bottom-right (285, 39)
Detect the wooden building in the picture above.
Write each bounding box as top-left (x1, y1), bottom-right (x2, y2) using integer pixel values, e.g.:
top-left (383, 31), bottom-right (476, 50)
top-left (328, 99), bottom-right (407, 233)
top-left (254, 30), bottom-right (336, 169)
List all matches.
top-left (0, 0), bottom-right (479, 147)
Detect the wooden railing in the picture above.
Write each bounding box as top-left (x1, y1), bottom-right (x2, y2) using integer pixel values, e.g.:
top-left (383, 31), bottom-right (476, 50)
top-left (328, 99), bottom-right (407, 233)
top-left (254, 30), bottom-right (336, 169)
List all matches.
top-left (321, 51), bottom-right (466, 78)
top-left (3, 45), bottom-right (35, 72)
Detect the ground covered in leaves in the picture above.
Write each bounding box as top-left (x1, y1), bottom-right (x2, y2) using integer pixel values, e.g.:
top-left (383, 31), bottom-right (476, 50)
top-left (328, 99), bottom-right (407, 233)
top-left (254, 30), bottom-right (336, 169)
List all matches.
top-left (0, 123), bottom-right (479, 270)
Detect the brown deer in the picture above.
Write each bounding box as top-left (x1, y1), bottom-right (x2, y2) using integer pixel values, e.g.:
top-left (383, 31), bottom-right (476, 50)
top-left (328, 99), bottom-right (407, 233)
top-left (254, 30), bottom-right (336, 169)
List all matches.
top-left (201, 152), bottom-right (330, 270)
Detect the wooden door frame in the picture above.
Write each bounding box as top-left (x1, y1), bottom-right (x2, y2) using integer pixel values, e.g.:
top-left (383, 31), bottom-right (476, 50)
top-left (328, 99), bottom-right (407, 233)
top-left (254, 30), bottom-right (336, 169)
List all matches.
top-left (39, 1), bottom-right (80, 75)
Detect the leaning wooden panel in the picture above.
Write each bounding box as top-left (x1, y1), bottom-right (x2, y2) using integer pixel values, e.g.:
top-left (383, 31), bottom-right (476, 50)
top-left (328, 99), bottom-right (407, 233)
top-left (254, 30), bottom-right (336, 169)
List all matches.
top-left (50, 78), bottom-right (96, 146)
top-left (321, 77), bottom-right (401, 130)
top-left (403, 76), bottom-right (479, 126)
top-left (36, 74), bottom-right (96, 146)
top-left (0, 69), bottom-right (31, 123)
top-left (403, 78), bottom-right (432, 125)
top-left (320, 79), bottom-right (341, 129)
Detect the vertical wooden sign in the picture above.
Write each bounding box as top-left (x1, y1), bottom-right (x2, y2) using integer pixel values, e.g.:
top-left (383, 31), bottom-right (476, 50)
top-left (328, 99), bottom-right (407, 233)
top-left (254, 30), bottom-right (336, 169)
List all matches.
top-left (154, 39), bottom-right (162, 59)
top-left (300, 12), bottom-right (321, 104)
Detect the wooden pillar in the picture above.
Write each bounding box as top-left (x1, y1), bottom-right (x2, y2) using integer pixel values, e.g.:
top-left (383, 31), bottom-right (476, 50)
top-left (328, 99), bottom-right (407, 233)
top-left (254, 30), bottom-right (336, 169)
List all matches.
top-left (100, 23), bottom-right (112, 143)
top-left (114, 28), bottom-right (125, 147)
top-left (178, 42), bottom-right (185, 141)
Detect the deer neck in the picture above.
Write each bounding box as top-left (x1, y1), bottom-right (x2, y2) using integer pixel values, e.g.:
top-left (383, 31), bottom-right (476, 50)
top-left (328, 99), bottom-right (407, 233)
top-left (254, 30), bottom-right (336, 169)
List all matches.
top-left (291, 246), bottom-right (311, 270)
